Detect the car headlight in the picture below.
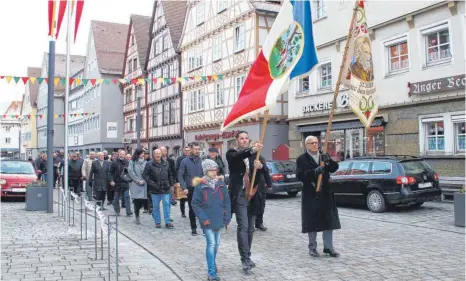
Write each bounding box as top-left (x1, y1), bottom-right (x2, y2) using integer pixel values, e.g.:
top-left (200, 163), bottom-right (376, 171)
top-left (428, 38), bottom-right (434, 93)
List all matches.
top-left (0, 179), bottom-right (6, 185)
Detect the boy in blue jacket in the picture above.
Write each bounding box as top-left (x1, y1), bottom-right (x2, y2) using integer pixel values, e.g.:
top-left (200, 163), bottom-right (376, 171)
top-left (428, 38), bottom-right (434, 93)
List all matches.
top-left (192, 159), bottom-right (231, 281)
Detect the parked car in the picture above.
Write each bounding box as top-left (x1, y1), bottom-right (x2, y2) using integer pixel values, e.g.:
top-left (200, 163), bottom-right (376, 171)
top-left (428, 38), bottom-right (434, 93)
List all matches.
top-left (224, 160), bottom-right (303, 197)
top-left (329, 156), bottom-right (441, 213)
top-left (0, 160), bottom-right (37, 199)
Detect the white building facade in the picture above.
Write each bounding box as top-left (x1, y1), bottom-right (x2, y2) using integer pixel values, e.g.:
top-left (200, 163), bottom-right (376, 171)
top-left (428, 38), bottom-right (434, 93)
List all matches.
top-left (179, 0), bottom-right (291, 161)
top-left (1, 101), bottom-right (22, 159)
top-left (287, 1), bottom-right (465, 177)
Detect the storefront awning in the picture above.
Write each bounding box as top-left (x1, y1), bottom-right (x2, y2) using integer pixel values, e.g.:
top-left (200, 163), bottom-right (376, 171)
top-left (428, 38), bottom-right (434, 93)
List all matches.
top-left (297, 117), bottom-right (385, 133)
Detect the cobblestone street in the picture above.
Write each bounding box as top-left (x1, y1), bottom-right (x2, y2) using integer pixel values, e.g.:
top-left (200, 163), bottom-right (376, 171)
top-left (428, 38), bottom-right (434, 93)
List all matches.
top-left (1, 193), bottom-right (465, 281)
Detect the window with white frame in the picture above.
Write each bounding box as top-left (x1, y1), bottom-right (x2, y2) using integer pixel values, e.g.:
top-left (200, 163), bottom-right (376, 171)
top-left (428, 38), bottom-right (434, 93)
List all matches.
top-left (299, 76), bottom-right (310, 93)
top-left (188, 50), bottom-right (196, 71)
top-left (319, 62), bottom-right (332, 89)
top-left (163, 35), bottom-right (169, 50)
top-left (197, 89), bottom-right (205, 110)
top-left (213, 35), bottom-right (222, 62)
top-left (5, 138), bottom-right (11, 144)
top-left (152, 106), bottom-right (158, 127)
top-left (425, 121), bottom-right (445, 152)
top-left (196, 47), bottom-right (203, 68)
top-left (169, 62), bottom-right (176, 78)
top-left (162, 67), bottom-right (168, 86)
top-left (190, 91), bottom-right (197, 112)
top-left (215, 82), bottom-right (224, 107)
top-left (218, 0), bottom-right (227, 13)
top-left (316, 0), bottom-right (327, 19)
top-left (421, 23), bottom-right (451, 65)
top-left (454, 119), bottom-right (465, 153)
top-left (388, 41), bottom-right (409, 73)
top-left (169, 102), bottom-right (176, 124)
top-left (235, 76), bottom-right (245, 98)
top-left (162, 102), bottom-right (170, 125)
top-left (157, 4), bottom-right (163, 18)
top-left (133, 58), bottom-right (138, 71)
top-left (197, 3), bottom-right (205, 25)
top-left (235, 25), bottom-right (245, 52)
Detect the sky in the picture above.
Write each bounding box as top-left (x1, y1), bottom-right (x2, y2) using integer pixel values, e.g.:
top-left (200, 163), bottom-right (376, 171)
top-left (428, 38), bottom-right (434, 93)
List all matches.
top-left (0, 0), bottom-right (153, 113)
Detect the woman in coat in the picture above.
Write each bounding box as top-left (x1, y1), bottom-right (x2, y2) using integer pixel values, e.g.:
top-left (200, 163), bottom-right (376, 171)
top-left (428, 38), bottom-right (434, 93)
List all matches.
top-left (296, 136), bottom-right (340, 258)
top-left (128, 148), bottom-right (147, 224)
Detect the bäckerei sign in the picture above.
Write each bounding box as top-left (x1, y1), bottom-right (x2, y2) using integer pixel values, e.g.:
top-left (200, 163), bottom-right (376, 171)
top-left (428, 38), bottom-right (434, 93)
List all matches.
top-left (408, 74), bottom-right (465, 96)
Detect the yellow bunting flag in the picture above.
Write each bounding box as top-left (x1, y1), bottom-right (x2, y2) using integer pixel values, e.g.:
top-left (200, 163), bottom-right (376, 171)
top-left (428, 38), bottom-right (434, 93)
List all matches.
top-left (54, 78), bottom-right (60, 86)
top-left (75, 78), bottom-right (81, 85)
top-left (5, 76), bottom-right (12, 83)
top-left (138, 78), bottom-right (145, 85)
top-left (30, 77), bottom-right (37, 84)
top-left (119, 79), bottom-right (126, 84)
top-left (177, 77), bottom-right (183, 83)
top-left (97, 79), bottom-right (104, 85)
top-left (54, 114), bottom-right (58, 118)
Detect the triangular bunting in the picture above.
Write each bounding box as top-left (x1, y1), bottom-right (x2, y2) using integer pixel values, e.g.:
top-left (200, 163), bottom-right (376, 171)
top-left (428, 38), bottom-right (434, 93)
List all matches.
top-left (105, 79), bottom-right (111, 84)
top-left (37, 78), bottom-right (44, 85)
top-left (112, 79), bottom-right (118, 84)
top-left (84, 113), bottom-right (89, 116)
top-left (207, 76), bottom-right (212, 81)
top-left (201, 76), bottom-right (207, 81)
top-left (171, 78), bottom-right (176, 83)
top-left (54, 78), bottom-right (60, 86)
top-left (145, 78), bottom-right (151, 84)
top-left (97, 79), bottom-right (104, 85)
top-left (138, 78), bottom-right (145, 85)
top-left (44, 78), bottom-right (49, 84)
top-left (21, 77), bottom-right (29, 84)
top-left (70, 114), bottom-right (73, 117)
top-left (13, 77), bottom-right (20, 84)
top-left (177, 77), bottom-right (183, 83)
top-left (212, 75), bottom-right (218, 81)
top-left (75, 78), bottom-right (81, 85)
top-left (184, 77), bottom-right (190, 81)
top-left (30, 77), bottom-right (37, 84)
top-left (69, 78), bottom-right (75, 86)
top-left (60, 78), bottom-right (66, 85)
top-left (164, 78), bottom-right (171, 84)
top-left (119, 79), bottom-right (126, 84)
top-left (54, 114), bottom-right (58, 118)
top-left (5, 76), bottom-right (12, 83)
top-left (218, 75), bottom-right (224, 80)
top-left (82, 79), bottom-right (89, 86)
top-left (90, 79), bottom-right (96, 86)
top-left (131, 79), bottom-right (138, 85)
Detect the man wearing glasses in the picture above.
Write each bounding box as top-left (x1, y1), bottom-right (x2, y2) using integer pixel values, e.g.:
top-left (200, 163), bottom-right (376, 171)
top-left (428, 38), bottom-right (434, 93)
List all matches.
top-left (296, 136), bottom-right (341, 258)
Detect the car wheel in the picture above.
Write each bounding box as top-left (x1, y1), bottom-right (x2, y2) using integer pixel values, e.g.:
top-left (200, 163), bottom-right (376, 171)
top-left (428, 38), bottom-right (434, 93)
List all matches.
top-left (366, 190), bottom-right (386, 213)
top-left (287, 191), bottom-right (298, 197)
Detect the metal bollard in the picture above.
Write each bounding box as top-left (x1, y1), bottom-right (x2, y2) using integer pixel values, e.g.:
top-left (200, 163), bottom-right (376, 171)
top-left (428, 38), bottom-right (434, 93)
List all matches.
top-left (80, 196), bottom-right (83, 240)
top-left (72, 197), bottom-right (75, 226)
top-left (94, 201), bottom-right (99, 260)
top-left (58, 189), bottom-right (61, 217)
top-left (115, 214), bottom-right (119, 281)
top-left (68, 191), bottom-right (71, 225)
top-left (101, 227), bottom-right (104, 260)
top-left (85, 197), bottom-right (88, 240)
top-left (108, 215), bottom-right (112, 281)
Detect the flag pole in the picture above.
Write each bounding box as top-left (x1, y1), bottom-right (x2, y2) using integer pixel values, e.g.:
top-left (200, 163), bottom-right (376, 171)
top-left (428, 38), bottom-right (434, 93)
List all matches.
top-left (64, 0), bottom-right (72, 203)
top-left (316, 0), bottom-right (359, 192)
top-left (249, 109), bottom-right (270, 199)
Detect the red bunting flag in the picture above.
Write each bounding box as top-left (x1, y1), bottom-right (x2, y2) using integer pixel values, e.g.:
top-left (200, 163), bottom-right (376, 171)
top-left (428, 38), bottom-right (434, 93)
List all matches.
top-left (45, 78), bottom-right (49, 84)
top-left (48, 1), bottom-right (56, 36)
top-left (55, 0), bottom-right (67, 39)
top-left (131, 79), bottom-right (137, 85)
top-left (171, 78), bottom-right (176, 83)
top-left (112, 79), bottom-right (118, 84)
top-left (207, 76), bottom-right (212, 81)
top-left (90, 79), bottom-right (96, 86)
top-left (69, 78), bottom-right (75, 86)
top-left (74, 0), bottom-right (84, 42)
top-left (21, 77), bottom-right (29, 84)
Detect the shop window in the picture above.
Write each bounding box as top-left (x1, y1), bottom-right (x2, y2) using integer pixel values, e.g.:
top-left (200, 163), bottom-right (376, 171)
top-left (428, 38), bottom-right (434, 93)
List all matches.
top-left (426, 121), bottom-right (445, 152)
top-left (320, 130), bottom-right (345, 161)
top-left (350, 161), bottom-right (371, 175)
top-left (455, 121), bottom-right (465, 153)
top-left (345, 129), bottom-right (364, 158)
top-left (367, 127), bottom-right (385, 156)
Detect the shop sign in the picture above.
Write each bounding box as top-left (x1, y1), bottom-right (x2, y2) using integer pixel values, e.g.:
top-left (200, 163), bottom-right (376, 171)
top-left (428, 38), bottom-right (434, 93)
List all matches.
top-left (302, 93), bottom-right (349, 114)
top-left (408, 74), bottom-right (465, 96)
top-left (195, 130), bottom-right (240, 141)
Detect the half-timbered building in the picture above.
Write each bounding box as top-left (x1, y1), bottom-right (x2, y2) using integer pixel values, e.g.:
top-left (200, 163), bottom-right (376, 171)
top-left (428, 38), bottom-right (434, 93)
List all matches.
top-left (145, 0), bottom-right (187, 156)
top-left (179, 1), bottom-right (290, 161)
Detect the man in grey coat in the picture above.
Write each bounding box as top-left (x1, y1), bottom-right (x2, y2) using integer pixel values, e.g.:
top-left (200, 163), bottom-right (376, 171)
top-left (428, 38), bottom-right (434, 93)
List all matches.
top-left (89, 152), bottom-right (110, 209)
top-left (128, 148), bottom-right (147, 224)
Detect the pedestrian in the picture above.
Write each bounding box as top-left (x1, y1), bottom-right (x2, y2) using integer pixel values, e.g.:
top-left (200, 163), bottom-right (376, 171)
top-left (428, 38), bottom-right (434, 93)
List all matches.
top-left (203, 148), bottom-right (226, 176)
top-left (296, 135), bottom-right (340, 258)
top-left (128, 148), bottom-right (147, 224)
top-left (142, 149), bottom-right (175, 229)
top-left (52, 153), bottom-right (59, 188)
top-left (108, 149), bottom-right (133, 216)
top-left (126, 154), bottom-right (132, 161)
top-left (103, 150), bottom-right (110, 161)
top-left (82, 151), bottom-right (96, 198)
top-left (35, 152), bottom-right (43, 179)
top-left (225, 131), bottom-right (265, 274)
top-left (89, 152), bottom-right (110, 209)
top-left (39, 153), bottom-right (48, 182)
top-left (178, 142), bottom-right (203, 235)
top-left (247, 141), bottom-right (273, 232)
top-left (175, 146), bottom-right (191, 217)
top-left (143, 149), bottom-right (152, 213)
top-left (191, 159), bottom-right (231, 281)
top-left (68, 153), bottom-right (84, 195)
top-left (160, 146), bottom-right (177, 207)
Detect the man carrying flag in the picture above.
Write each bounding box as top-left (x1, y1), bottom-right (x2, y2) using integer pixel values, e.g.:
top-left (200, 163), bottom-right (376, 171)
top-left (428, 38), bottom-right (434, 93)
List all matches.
top-left (222, 0), bottom-right (318, 274)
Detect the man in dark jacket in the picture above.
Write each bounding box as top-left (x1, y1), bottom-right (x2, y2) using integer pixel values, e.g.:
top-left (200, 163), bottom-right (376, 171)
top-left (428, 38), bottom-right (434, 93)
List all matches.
top-left (178, 142), bottom-right (203, 235)
top-left (175, 146), bottom-right (191, 217)
top-left (39, 153), bottom-right (48, 182)
top-left (296, 136), bottom-right (340, 258)
top-left (226, 131), bottom-right (264, 274)
top-left (142, 149), bottom-right (175, 228)
top-left (34, 152), bottom-right (43, 179)
top-left (108, 149), bottom-right (132, 216)
top-left (68, 153), bottom-right (83, 194)
top-left (89, 152), bottom-right (110, 209)
top-left (160, 146), bottom-right (177, 206)
top-left (203, 148), bottom-right (225, 176)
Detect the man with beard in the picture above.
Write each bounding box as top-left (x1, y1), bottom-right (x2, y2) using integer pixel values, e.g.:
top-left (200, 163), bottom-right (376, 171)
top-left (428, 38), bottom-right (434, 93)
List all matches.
top-left (296, 136), bottom-right (340, 258)
top-left (350, 37), bottom-right (374, 82)
top-left (226, 131), bottom-right (265, 274)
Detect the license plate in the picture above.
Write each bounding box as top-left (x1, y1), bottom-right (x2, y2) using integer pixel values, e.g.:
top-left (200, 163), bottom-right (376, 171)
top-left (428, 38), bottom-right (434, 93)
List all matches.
top-left (418, 182), bottom-right (432, 188)
top-left (11, 188), bottom-right (25, 192)
top-left (286, 174), bottom-right (296, 179)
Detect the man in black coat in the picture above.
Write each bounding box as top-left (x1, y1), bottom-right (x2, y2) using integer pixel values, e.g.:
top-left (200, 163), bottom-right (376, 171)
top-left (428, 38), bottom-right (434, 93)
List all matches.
top-left (108, 149), bottom-right (133, 216)
top-left (160, 146), bottom-right (177, 207)
top-left (89, 152), bottom-right (111, 209)
top-left (296, 135), bottom-right (340, 258)
top-left (203, 147), bottom-right (225, 176)
top-left (226, 131), bottom-right (265, 274)
top-left (175, 146), bottom-right (191, 217)
top-left (68, 153), bottom-right (83, 194)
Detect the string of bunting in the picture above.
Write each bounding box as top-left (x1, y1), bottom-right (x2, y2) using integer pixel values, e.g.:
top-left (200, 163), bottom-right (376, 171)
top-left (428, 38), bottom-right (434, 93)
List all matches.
top-left (0, 112), bottom-right (97, 120)
top-left (0, 75), bottom-right (224, 86)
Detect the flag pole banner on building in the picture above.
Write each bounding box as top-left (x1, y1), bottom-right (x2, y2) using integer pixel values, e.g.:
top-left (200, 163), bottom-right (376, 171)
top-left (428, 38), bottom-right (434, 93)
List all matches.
top-left (341, 0), bottom-right (378, 129)
top-left (221, 0), bottom-right (318, 131)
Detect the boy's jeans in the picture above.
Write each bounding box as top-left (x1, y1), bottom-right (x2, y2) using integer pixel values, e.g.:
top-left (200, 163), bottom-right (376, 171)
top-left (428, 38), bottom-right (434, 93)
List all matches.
top-left (113, 189), bottom-right (131, 215)
top-left (204, 229), bottom-right (221, 278)
top-left (151, 194), bottom-right (171, 224)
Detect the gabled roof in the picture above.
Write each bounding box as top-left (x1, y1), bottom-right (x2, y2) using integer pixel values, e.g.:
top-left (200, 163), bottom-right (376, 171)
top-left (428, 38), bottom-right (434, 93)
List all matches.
top-left (161, 1), bottom-right (187, 52)
top-left (27, 67), bottom-right (41, 107)
top-left (41, 53), bottom-right (86, 92)
top-left (4, 100), bottom-right (22, 115)
top-left (132, 15), bottom-right (151, 71)
top-left (91, 20), bottom-right (129, 75)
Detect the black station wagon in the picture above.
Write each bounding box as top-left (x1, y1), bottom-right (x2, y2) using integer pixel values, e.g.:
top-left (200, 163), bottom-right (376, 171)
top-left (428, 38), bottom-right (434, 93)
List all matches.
top-left (329, 156), bottom-right (441, 213)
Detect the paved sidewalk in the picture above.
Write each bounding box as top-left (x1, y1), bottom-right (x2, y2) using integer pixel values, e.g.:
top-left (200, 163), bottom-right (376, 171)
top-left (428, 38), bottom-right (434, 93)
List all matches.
top-left (1, 200), bottom-right (180, 281)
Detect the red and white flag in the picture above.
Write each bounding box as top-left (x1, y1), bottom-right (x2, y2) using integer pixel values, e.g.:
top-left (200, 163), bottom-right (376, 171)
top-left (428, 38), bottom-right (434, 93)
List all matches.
top-left (220, 0), bottom-right (317, 131)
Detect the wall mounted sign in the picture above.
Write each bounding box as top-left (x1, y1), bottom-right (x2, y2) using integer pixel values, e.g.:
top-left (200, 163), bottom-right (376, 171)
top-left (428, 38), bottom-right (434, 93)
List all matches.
top-left (195, 130), bottom-right (240, 141)
top-left (302, 93), bottom-right (349, 114)
top-left (408, 74), bottom-right (465, 96)
top-left (106, 122), bottom-right (118, 138)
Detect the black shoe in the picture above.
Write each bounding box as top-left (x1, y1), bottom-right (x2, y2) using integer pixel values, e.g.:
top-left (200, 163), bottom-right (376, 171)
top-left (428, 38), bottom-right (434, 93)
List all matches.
top-left (323, 249), bottom-right (340, 257)
top-left (309, 249), bottom-right (319, 257)
top-left (156, 223), bottom-right (162, 228)
top-left (143, 209), bottom-right (148, 213)
top-left (126, 212), bottom-right (133, 217)
top-left (247, 259), bottom-right (256, 268)
top-left (181, 214), bottom-right (186, 218)
top-left (191, 229), bottom-right (198, 236)
top-left (107, 201), bottom-right (112, 205)
top-left (242, 262), bottom-right (250, 274)
top-left (166, 223), bottom-right (174, 229)
top-left (256, 224), bottom-right (267, 231)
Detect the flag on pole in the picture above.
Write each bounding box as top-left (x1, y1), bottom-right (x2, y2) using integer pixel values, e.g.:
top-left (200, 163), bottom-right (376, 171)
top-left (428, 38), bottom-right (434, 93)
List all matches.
top-left (55, 0), bottom-right (68, 39)
top-left (220, 0), bottom-right (318, 131)
top-left (74, 0), bottom-right (84, 42)
top-left (48, 0), bottom-right (57, 36)
top-left (341, 0), bottom-right (378, 129)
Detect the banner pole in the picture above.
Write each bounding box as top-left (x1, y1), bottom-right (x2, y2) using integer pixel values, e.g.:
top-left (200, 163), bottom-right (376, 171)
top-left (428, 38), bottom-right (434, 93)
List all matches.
top-left (316, 0), bottom-right (359, 192)
top-left (248, 109), bottom-right (270, 199)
